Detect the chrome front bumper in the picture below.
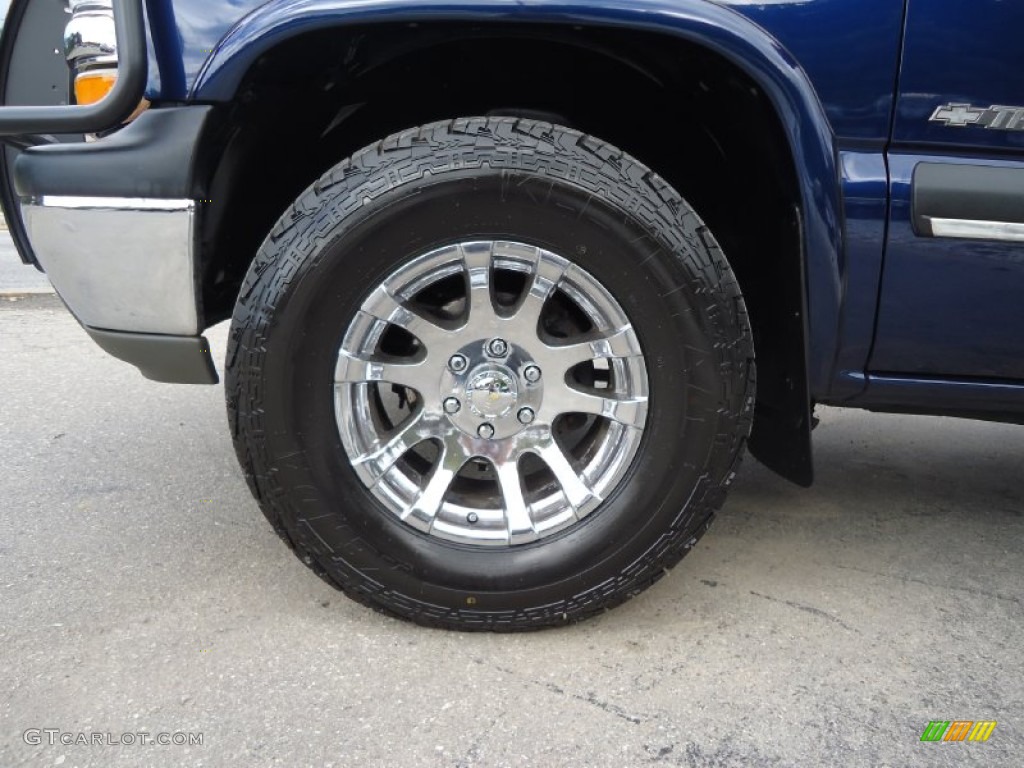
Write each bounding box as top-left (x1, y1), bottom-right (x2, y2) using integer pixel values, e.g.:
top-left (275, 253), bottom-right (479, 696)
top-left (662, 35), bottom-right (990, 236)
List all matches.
top-left (8, 107), bottom-right (217, 384)
top-left (22, 195), bottom-right (199, 335)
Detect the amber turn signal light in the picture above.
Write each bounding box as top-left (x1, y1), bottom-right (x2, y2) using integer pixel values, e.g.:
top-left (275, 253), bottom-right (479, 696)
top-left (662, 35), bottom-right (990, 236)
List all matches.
top-left (74, 70), bottom-right (118, 105)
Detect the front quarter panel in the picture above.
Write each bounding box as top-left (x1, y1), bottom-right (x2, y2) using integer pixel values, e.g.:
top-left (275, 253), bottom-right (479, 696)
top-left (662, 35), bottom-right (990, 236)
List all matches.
top-left (717, 0), bottom-right (904, 145)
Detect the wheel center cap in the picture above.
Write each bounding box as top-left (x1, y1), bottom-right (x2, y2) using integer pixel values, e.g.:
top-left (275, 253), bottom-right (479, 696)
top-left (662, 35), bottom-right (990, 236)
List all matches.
top-left (466, 368), bottom-right (518, 419)
top-left (439, 342), bottom-right (543, 440)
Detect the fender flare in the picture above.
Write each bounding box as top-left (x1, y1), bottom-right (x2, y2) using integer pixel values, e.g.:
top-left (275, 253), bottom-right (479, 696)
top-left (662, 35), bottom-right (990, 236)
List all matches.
top-left (193, 0), bottom-right (841, 398)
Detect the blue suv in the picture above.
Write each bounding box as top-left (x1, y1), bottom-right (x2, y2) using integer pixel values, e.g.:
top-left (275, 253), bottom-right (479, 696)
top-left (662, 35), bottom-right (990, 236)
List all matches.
top-left (1, 0), bottom-right (1021, 629)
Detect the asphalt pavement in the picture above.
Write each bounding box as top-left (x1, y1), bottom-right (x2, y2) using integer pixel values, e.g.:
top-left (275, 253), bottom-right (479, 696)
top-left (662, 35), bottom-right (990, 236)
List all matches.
top-left (0, 225), bottom-right (52, 295)
top-left (1, 263), bottom-right (1022, 766)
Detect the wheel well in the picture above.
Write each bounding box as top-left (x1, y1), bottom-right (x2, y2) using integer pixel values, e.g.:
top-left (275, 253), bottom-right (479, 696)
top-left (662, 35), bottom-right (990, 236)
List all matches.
top-left (194, 22), bottom-right (811, 484)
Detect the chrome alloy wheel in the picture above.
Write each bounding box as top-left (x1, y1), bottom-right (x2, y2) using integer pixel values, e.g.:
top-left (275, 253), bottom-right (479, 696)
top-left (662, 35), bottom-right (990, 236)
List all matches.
top-left (334, 241), bottom-right (649, 546)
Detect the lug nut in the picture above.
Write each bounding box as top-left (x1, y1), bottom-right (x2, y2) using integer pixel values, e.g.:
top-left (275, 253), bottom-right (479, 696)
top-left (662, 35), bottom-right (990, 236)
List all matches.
top-left (477, 423), bottom-right (495, 440)
top-left (523, 365), bottom-right (542, 383)
top-left (487, 338), bottom-right (509, 358)
top-left (467, 512), bottom-right (480, 524)
top-left (517, 407), bottom-right (536, 425)
top-left (448, 354), bottom-right (468, 373)
top-left (443, 397), bottom-right (461, 415)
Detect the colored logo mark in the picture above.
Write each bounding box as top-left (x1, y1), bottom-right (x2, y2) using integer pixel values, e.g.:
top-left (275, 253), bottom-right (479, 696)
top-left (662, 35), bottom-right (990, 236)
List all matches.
top-left (920, 721), bottom-right (997, 742)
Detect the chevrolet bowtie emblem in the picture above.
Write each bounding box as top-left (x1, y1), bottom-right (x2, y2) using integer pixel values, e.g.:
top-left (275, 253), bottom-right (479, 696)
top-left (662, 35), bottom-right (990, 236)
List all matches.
top-left (930, 103), bottom-right (1024, 132)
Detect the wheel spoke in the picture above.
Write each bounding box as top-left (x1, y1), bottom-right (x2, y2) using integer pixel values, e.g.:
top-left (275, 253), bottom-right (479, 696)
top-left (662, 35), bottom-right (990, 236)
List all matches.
top-left (544, 387), bottom-right (648, 428)
top-left (335, 349), bottom-right (424, 392)
top-left (363, 285), bottom-right (454, 350)
top-left (538, 326), bottom-right (642, 377)
top-left (402, 442), bottom-right (467, 532)
top-left (462, 242), bottom-right (499, 325)
top-left (535, 439), bottom-right (600, 513)
top-left (494, 458), bottom-right (538, 544)
top-left (511, 248), bottom-right (568, 331)
top-left (349, 410), bottom-right (439, 485)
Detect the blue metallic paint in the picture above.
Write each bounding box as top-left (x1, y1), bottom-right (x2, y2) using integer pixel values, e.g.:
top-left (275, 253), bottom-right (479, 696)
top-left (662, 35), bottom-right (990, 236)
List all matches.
top-left (152, 0), bottom-right (879, 397)
top-left (140, 0), bottom-right (1024, 405)
top-left (870, 153), bottom-right (1024, 381)
top-left (864, 1), bottom-right (1024, 392)
top-left (854, 373), bottom-right (1024, 424)
top-left (152, 0), bottom-right (905, 147)
top-left (145, 0), bottom-right (186, 99)
top-left (830, 150), bottom-right (888, 400)
top-left (894, 0), bottom-right (1024, 153)
top-left (717, 0), bottom-right (904, 147)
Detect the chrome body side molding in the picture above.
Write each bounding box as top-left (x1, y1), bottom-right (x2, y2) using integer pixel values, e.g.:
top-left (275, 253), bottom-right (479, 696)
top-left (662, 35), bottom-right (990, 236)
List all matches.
top-left (923, 216), bottom-right (1024, 243)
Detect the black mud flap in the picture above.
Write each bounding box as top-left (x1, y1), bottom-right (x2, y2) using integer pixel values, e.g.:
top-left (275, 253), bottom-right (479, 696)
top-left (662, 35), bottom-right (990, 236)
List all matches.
top-left (748, 206), bottom-right (815, 487)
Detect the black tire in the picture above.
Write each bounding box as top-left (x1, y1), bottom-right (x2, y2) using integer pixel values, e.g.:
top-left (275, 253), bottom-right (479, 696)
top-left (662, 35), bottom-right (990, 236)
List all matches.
top-left (226, 117), bottom-right (754, 631)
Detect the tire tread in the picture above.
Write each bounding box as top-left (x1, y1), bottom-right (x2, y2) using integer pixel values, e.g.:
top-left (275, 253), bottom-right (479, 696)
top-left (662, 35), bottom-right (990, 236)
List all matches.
top-left (226, 117), bottom-right (755, 631)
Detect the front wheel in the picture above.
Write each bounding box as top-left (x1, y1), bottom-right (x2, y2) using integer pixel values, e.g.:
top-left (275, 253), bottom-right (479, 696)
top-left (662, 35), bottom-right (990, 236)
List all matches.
top-left (226, 118), bottom-right (754, 630)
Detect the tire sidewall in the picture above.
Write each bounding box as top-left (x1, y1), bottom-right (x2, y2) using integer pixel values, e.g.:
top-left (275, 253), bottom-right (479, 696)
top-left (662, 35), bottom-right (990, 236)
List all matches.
top-left (232, 123), bottom-right (748, 619)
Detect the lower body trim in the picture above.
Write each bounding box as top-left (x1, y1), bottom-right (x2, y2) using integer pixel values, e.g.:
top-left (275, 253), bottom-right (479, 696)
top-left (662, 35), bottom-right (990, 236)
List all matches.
top-left (87, 328), bottom-right (218, 384)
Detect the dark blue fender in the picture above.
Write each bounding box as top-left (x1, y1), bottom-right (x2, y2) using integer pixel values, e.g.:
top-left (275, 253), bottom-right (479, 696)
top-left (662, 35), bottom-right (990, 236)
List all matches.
top-left (152, 0), bottom-right (906, 398)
